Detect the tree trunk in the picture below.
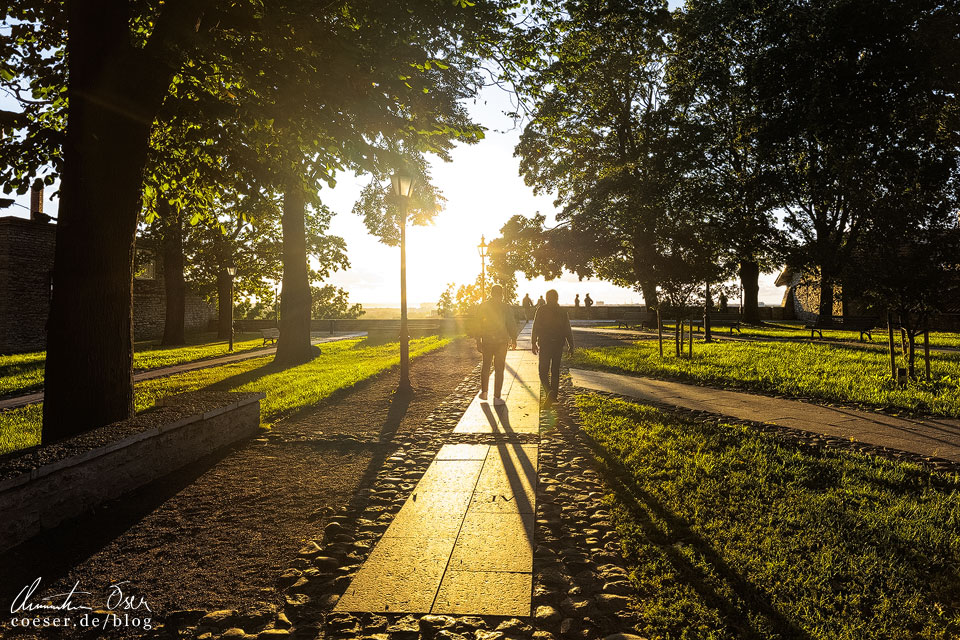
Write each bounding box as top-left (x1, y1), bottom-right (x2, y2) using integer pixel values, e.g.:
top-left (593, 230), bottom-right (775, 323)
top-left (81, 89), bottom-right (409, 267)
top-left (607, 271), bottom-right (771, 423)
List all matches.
top-left (632, 229), bottom-right (659, 309)
top-left (908, 331), bottom-right (916, 380)
top-left (887, 313), bottom-right (897, 381)
top-left (275, 181), bottom-right (313, 365)
top-left (703, 282), bottom-right (713, 343)
top-left (657, 308), bottom-right (663, 358)
top-left (640, 280), bottom-right (659, 309)
top-left (217, 268), bottom-right (232, 340)
top-left (675, 318), bottom-right (681, 357)
top-left (818, 277), bottom-right (835, 325)
top-left (42, 5), bottom-right (174, 443)
top-left (924, 329), bottom-right (931, 381)
top-left (739, 259), bottom-right (761, 324)
top-left (160, 200), bottom-right (186, 346)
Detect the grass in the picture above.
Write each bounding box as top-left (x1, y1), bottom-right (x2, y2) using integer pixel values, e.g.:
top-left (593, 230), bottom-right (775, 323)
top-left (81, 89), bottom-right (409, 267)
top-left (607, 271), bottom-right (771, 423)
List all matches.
top-left (576, 393), bottom-right (960, 640)
top-left (0, 332), bottom-right (268, 398)
top-left (0, 336), bottom-right (449, 455)
top-left (572, 338), bottom-right (960, 417)
top-left (599, 321), bottom-right (960, 350)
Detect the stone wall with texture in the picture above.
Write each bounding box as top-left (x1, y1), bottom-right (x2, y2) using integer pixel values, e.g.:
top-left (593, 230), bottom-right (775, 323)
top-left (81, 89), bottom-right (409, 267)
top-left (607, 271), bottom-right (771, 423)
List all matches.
top-left (0, 391), bottom-right (264, 553)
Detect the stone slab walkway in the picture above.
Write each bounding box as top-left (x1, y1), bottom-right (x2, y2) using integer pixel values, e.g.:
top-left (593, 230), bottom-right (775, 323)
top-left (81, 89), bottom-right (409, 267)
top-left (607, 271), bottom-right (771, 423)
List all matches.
top-left (570, 368), bottom-right (960, 463)
top-left (0, 332), bottom-right (365, 411)
top-left (336, 325), bottom-right (540, 616)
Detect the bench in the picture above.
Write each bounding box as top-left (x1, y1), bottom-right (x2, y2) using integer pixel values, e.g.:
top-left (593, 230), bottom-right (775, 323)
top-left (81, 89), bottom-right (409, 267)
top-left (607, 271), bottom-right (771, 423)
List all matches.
top-left (367, 320), bottom-right (441, 343)
top-left (260, 328), bottom-right (280, 345)
top-left (706, 311), bottom-right (742, 334)
top-left (681, 312), bottom-right (742, 335)
top-left (616, 311), bottom-right (652, 329)
top-left (805, 316), bottom-right (879, 341)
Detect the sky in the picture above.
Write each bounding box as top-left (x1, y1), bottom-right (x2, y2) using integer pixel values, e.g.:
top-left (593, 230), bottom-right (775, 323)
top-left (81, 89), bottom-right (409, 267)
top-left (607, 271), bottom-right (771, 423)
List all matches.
top-left (0, 80), bottom-right (787, 309)
top-left (303, 85), bottom-right (786, 308)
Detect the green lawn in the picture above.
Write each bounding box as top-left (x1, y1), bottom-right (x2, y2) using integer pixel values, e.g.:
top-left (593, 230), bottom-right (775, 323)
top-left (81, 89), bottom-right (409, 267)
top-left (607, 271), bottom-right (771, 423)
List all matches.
top-left (601, 321), bottom-right (960, 350)
top-left (0, 332), bottom-right (267, 398)
top-left (720, 323), bottom-right (960, 350)
top-left (572, 338), bottom-right (960, 417)
top-left (576, 394), bottom-right (960, 640)
top-left (0, 336), bottom-right (449, 455)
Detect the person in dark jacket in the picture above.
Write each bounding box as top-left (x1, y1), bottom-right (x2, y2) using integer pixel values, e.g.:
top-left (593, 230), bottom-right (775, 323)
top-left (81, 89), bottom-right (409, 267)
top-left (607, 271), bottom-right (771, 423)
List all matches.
top-left (476, 284), bottom-right (519, 404)
top-left (531, 289), bottom-right (574, 405)
top-left (522, 293), bottom-right (534, 321)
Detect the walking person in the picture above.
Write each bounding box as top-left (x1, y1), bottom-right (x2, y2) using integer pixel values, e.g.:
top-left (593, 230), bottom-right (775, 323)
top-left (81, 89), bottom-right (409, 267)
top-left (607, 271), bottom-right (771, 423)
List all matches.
top-left (584, 293), bottom-right (593, 308)
top-left (475, 284), bottom-right (519, 405)
top-left (522, 293), bottom-right (534, 322)
top-left (574, 294), bottom-right (580, 308)
top-left (531, 289), bottom-right (574, 406)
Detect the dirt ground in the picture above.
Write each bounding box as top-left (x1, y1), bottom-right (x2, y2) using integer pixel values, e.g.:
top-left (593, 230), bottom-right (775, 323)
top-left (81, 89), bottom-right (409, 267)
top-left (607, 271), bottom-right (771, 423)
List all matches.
top-left (0, 338), bottom-right (480, 626)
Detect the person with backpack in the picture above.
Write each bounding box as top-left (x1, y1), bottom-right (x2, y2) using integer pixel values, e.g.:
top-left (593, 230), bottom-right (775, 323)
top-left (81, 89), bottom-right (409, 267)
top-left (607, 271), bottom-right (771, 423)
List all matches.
top-left (475, 284), bottom-right (519, 404)
top-left (531, 289), bottom-right (574, 405)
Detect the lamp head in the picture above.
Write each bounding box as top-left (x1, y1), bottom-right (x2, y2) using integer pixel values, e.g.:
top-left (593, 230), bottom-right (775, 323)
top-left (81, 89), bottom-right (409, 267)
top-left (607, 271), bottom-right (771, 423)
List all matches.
top-left (390, 171), bottom-right (415, 198)
top-left (226, 264), bottom-right (237, 277)
top-left (477, 235), bottom-right (489, 258)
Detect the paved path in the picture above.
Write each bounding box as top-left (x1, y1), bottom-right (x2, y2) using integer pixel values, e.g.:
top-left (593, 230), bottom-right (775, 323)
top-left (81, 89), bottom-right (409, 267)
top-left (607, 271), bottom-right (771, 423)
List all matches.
top-left (337, 325), bottom-right (540, 616)
top-left (0, 332), bottom-right (365, 411)
top-left (570, 368), bottom-right (960, 463)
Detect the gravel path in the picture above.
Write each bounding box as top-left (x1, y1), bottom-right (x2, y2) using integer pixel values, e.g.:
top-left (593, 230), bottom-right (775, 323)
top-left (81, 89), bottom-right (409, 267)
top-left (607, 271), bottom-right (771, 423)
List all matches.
top-left (0, 338), bottom-right (479, 637)
top-left (127, 331), bottom-right (651, 640)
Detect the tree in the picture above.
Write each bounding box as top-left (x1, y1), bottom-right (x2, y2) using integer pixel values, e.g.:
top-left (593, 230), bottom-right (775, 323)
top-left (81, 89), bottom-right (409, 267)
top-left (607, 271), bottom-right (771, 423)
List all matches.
top-left (752, 0), bottom-right (959, 322)
top-left (311, 284), bottom-right (363, 320)
top-left (3, 0), bottom-right (269, 441)
top-left (437, 284), bottom-right (456, 318)
top-left (180, 195), bottom-right (347, 337)
top-left (501, 0), bottom-right (677, 307)
top-left (852, 229), bottom-right (958, 380)
top-left (669, 0), bottom-right (784, 324)
top-left (844, 129), bottom-right (960, 379)
top-left (3, 0), bottom-right (512, 439)
top-left (455, 279), bottom-right (484, 317)
top-left (235, 0), bottom-right (511, 366)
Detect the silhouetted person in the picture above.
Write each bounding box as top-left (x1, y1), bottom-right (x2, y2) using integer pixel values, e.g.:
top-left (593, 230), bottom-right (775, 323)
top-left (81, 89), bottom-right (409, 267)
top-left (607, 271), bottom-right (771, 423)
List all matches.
top-left (536, 295), bottom-right (545, 309)
top-left (574, 294), bottom-right (580, 307)
top-left (476, 284), bottom-right (519, 405)
top-left (584, 293), bottom-right (593, 308)
top-left (719, 293), bottom-right (728, 312)
top-left (522, 293), bottom-right (534, 321)
top-left (532, 289), bottom-right (574, 406)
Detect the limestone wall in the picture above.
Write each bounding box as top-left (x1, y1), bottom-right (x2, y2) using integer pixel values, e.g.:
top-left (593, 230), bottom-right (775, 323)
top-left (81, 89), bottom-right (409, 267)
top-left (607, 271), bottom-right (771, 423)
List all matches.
top-left (0, 217), bottom-right (216, 352)
top-left (0, 217), bottom-right (56, 353)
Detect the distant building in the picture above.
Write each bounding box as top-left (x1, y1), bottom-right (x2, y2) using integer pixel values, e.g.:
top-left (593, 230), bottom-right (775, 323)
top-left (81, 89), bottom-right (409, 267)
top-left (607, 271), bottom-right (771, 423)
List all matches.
top-left (775, 265), bottom-right (960, 329)
top-left (774, 268), bottom-right (844, 321)
top-left (0, 214), bottom-right (215, 354)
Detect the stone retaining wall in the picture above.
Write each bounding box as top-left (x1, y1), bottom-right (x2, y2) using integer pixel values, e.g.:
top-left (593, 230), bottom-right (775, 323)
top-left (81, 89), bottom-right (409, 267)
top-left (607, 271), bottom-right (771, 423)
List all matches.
top-left (236, 318), bottom-right (469, 336)
top-left (0, 391), bottom-right (264, 553)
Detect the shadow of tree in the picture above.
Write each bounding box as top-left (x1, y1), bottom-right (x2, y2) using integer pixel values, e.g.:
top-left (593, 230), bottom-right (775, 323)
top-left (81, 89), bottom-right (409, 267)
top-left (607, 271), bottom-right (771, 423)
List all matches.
top-left (378, 390), bottom-right (412, 442)
top-left (554, 400), bottom-right (812, 640)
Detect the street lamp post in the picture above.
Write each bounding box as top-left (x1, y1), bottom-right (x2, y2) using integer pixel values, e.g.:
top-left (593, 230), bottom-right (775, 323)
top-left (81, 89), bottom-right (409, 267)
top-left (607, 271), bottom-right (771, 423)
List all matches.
top-left (226, 263), bottom-right (237, 352)
top-left (477, 235), bottom-right (489, 302)
top-left (391, 170), bottom-right (415, 393)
